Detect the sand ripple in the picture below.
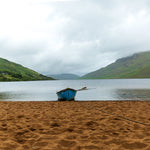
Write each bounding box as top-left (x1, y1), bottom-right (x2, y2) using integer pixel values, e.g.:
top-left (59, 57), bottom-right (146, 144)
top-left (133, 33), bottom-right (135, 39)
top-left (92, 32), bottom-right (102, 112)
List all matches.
top-left (0, 101), bottom-right (150, 149)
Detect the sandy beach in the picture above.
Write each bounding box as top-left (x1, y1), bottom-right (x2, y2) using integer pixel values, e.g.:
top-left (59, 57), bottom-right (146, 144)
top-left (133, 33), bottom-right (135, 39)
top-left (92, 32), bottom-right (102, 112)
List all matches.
top-left (0, 101), bottom-right (150, 150)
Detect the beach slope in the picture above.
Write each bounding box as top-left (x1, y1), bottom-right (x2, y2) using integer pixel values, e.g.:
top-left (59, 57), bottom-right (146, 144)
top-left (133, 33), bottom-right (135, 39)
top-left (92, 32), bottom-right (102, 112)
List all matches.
top-left (0, 101), bottom-right (150, 150)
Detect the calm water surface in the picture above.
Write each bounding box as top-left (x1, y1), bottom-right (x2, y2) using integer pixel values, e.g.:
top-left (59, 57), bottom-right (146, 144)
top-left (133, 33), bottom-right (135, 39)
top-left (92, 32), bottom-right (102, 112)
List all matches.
top-left (0, 79), bottom-right (150, 101)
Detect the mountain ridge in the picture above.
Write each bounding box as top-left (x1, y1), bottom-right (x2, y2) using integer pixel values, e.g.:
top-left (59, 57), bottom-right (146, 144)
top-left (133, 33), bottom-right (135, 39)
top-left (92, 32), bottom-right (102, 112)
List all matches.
top-left (0, 57), bottom-right (54, 81)
top-left (81, 51), bottom-right (150, 79)
top-left (48, 73), bottom-right (80, 80)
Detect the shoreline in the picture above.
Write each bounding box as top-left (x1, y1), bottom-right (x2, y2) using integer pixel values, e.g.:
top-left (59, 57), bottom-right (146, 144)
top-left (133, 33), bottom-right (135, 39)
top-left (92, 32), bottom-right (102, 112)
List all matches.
top-left (2, 99), bottom-right (148, 102)
top-left (0, 101), bottom-right (150, 149)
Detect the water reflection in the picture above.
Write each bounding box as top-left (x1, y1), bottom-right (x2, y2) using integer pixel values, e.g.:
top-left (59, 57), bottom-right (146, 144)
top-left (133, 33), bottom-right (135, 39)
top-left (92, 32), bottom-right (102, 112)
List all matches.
top-left (116, 89), bottom-right (150, 100)
top-left (0, 92), bottom-right (15, 101)
top-left (0, 92), bottom-right (26, 101)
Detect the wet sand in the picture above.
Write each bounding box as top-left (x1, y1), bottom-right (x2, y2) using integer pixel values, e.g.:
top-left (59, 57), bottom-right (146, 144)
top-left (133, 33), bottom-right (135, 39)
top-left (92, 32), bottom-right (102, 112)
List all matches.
top-left (0, 101), bottom-right (150, 150)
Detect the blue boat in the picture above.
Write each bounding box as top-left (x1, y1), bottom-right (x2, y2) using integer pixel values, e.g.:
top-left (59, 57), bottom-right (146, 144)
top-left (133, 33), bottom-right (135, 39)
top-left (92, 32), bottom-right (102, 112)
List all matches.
top-left (56, 88), bottom-right (77, 101)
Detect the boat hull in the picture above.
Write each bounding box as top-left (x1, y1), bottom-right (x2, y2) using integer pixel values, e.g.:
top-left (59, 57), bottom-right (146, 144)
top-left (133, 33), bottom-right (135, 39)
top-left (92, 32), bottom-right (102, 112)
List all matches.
top-left (57, 88), bottom-right (77, 101)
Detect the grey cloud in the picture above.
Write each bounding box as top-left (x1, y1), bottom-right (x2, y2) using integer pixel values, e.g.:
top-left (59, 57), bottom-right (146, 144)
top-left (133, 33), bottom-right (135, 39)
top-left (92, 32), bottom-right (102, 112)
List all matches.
top-left (0, 0), bottom-right (150, 75)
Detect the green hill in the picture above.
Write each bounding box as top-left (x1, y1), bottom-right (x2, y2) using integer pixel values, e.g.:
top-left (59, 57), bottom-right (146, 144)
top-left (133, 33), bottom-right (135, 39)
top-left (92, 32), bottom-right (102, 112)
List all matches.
top-left (0, 58), bottom-right (54, 81)
top-left (81, 51), bottom-right (150, 79)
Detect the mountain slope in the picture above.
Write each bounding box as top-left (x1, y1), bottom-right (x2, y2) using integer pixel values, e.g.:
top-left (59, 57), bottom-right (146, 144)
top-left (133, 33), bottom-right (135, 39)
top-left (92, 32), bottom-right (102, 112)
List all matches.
top-left (0, 58), bottom-right (54, 81)
top-left (48, 73), bottom-right (80, 80)
top-left (81, 51), bottom-right (150, 79)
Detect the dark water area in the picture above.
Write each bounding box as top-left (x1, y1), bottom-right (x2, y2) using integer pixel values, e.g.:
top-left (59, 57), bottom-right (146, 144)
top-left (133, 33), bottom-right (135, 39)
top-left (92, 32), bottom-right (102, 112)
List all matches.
top-left (0, 79), bottom-right (150, 101)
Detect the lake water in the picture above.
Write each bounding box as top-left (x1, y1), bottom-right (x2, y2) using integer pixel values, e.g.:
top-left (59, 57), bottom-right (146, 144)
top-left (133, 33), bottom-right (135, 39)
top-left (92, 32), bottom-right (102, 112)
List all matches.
top-left (0, 79), bottom-right (150, 101)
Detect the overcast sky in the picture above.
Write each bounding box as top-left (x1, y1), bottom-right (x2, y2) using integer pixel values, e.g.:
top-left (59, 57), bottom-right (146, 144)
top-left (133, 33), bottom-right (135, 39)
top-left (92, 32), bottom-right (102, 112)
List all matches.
top-left (0, 0), bottom-right (150, 75)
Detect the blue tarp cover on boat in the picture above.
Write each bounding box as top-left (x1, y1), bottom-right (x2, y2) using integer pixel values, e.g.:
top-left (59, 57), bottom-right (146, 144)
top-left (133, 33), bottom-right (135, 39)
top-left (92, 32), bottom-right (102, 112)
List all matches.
top-left (57, 88), bottom-right (77, 101)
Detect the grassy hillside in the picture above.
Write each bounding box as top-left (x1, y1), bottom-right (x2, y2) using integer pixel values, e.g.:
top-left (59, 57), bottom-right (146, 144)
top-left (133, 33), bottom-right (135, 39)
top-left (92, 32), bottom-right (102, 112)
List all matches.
top-left (0, 58), bottom-right (54, 81)
top-left (81, 51), bottom-right (150, 79)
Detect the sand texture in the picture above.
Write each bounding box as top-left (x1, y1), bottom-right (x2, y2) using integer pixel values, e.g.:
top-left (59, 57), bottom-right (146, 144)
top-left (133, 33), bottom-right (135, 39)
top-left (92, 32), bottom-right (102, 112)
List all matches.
top-left (0, 101), bottom-right (150, 150)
